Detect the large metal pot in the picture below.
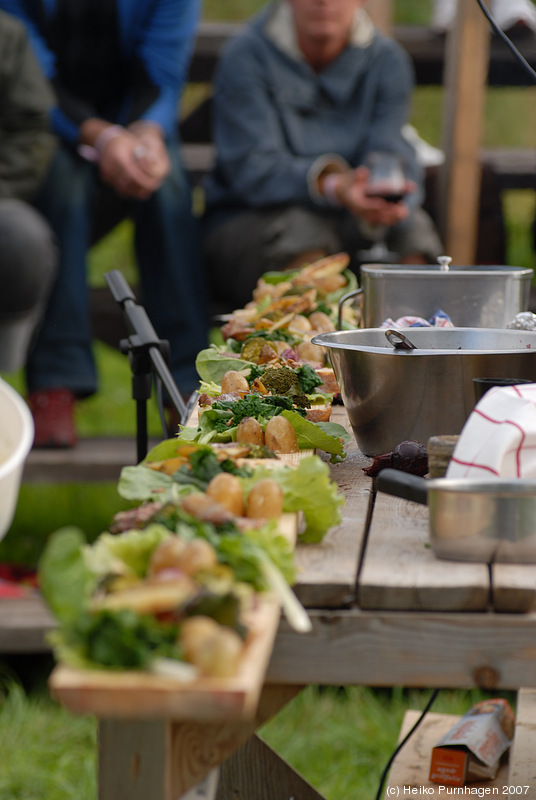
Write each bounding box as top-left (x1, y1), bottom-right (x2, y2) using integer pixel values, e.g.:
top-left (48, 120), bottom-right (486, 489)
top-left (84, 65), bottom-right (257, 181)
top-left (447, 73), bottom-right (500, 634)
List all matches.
top-left (347, 263), bottom-right (533, 328)
top-left (376, 468), bottom-right (536, 563)
top-left (311, 327), bottom-right (536, 456)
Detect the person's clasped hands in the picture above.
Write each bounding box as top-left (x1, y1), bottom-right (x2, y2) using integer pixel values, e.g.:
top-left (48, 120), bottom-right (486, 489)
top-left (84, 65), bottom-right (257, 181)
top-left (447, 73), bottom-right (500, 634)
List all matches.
top-left (320, 166), bottom-right (416, 227)
top-left (81, 120), bottom-right (170, 200)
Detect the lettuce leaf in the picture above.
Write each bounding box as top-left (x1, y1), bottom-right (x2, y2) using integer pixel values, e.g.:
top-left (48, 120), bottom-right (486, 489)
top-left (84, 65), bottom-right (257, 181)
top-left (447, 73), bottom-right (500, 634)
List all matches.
top-left (196, 346), bottom-right (253, 384)
top-left (38, 527), bottom-right (95, 626)
top-left (280, 410), bottom-right (349, 462)
top-left (84, 524), bottom-right (171, 579)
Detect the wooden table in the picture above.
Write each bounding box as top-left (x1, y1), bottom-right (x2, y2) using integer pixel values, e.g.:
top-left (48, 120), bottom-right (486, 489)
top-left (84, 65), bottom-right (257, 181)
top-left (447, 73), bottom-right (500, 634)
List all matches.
top-left (5, 405), bottom-right (536, 797)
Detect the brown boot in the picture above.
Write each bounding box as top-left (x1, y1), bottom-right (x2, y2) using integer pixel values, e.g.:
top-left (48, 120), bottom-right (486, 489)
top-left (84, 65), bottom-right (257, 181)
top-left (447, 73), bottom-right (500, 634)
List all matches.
top-left (28, 389), bottom-right (77, 449)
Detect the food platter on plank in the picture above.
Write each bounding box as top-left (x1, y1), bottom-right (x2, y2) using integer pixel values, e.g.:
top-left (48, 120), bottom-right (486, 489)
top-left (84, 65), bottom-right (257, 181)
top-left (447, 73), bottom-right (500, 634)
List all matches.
top-left (40, 439), bottom-right (343, 721)
top-left (185, 255), bottom-right (357, 464)
top-left (49, 588), bottom-right (282, 722)
top-left (41, 253), bottom-right (353, 722)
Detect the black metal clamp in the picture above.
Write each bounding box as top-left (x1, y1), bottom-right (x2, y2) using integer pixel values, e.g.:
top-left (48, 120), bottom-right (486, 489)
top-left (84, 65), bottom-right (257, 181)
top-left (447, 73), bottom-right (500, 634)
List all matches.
top-left (105, 269), bottom-right (189, 462)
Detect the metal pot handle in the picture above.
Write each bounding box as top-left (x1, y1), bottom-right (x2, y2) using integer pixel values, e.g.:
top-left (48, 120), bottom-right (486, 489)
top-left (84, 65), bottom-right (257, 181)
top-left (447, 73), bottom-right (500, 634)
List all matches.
top-left (337, 287), bottom-right (363, 330)
top-left (376, 468), bottom-right (428, 505)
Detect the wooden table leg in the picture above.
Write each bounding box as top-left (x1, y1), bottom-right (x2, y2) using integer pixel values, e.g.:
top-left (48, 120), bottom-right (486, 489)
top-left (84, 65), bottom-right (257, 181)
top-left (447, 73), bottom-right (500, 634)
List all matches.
top-left (98, 686), bottom-right (304, 800)
top-left (216, 734), bottom-right (328, 800)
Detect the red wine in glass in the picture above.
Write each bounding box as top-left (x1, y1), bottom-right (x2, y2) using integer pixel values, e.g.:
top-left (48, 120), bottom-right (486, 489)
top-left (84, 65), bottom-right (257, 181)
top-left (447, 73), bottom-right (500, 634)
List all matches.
top-left (356, 151), bottom-right (407, 264)
top-left (364, 183), bottom-right (407, 204)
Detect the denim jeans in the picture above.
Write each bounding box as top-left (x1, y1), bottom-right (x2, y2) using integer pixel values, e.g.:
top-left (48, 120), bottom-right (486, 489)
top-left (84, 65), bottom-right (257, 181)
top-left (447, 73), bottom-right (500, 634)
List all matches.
top-left (29, 142), bottom-right (209, 397)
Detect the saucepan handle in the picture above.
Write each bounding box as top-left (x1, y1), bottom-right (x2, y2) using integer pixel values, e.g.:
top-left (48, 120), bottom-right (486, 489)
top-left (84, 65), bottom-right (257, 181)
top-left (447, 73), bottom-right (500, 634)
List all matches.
top-left (375, 468), bottom-right (428, 505)
top-left (337, 287), bottom-right (363, 330)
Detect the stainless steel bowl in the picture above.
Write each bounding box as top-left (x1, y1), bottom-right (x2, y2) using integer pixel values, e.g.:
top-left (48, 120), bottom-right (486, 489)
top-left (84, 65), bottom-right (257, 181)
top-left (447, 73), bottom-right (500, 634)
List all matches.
top-left (311, 327), bottom-right (536, 456)
top-left (358, 263), bottom-right (533, 328)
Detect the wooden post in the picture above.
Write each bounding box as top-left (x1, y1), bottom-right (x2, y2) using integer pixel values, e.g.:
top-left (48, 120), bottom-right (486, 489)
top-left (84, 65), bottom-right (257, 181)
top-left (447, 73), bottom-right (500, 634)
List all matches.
top-left (366, 0), bottom-right (393, 35)
top-left (438, 0), bottom-right (491, 263)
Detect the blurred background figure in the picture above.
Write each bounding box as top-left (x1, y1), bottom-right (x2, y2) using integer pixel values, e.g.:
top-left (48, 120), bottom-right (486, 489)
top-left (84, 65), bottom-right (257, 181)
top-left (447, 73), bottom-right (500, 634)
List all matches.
top-left (203, 0), bottom-right (443, 313)
top-left (432, 0), bottom-right (536, 34)
top-left (0, 9), bottom-right (57, 376)
top-left (0, 0), bottom-right (209, 448)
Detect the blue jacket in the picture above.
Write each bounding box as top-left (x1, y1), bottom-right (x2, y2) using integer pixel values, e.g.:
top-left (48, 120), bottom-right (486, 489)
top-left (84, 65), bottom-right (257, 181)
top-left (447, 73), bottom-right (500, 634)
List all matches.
top-left (0, 0), bottom-right (199, 144)
top-left (204, 2), bottom-right (422, 224)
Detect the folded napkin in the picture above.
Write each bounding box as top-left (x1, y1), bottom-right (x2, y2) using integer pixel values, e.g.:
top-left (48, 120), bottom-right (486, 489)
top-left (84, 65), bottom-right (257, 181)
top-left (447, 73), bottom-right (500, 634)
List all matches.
top-left (447, 383), bottom-right (536, 479)
top-left (380, 310), bottom-right (454, 329)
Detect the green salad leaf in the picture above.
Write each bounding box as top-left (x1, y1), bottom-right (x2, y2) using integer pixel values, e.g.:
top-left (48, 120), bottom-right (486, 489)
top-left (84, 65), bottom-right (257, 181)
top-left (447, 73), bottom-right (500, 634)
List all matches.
top-left (38, 527), bottom-right (95, 626)
top-left (196, 346), bottom-right (253, 384)
top-left (84, 524), bottom-right (171, 579)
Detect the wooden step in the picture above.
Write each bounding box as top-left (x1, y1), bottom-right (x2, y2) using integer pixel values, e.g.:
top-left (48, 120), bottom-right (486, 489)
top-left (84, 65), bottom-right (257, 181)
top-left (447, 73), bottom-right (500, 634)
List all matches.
top-left (23, 437), bottom-right (161, 484)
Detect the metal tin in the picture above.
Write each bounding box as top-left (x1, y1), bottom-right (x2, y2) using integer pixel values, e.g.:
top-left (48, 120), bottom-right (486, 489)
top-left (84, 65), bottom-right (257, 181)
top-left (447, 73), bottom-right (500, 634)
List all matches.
top-left (359, 263), bottom-right (533, 328)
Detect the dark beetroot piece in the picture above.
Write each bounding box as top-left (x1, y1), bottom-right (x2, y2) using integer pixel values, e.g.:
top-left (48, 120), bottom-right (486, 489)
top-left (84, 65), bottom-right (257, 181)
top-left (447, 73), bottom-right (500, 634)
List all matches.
top-left (363, 440), bottom-right (428, 478)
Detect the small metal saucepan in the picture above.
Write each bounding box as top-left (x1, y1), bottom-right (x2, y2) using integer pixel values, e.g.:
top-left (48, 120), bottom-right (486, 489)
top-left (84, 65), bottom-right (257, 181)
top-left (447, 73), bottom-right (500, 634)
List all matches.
top-left (376, 468), bottom-right (536, 563)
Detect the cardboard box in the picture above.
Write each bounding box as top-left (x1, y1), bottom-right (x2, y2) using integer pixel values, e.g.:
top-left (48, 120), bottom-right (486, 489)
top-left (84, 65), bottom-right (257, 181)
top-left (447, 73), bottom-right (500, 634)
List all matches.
top-left (429, 698), bottom-right (515, 786)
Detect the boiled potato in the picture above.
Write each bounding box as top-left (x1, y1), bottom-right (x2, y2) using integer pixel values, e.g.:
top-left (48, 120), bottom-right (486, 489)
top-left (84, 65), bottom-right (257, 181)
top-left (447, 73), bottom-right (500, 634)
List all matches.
top-left (206, 472), bottom-right (244, 516)
top-left (148, 536), bottom-right (188, 577)
top-left (264, 415), bottom-right (299, 453)
top-left (181, 616), bottom-right (243, 678)
top-left (287, 314), bottom-right (312, 334)
top-left (174, 538), bottom-right (218, 576)
top-left (246, 478), bottom-right (284, 519)
top-left (220, 370), bottom-right (249, 394)
top-left (296, 340), bottom-right (325, 363)
top-left (236, 416), bottom-right (264, 446)
top-left (309, 310), bottom-right (335, 332)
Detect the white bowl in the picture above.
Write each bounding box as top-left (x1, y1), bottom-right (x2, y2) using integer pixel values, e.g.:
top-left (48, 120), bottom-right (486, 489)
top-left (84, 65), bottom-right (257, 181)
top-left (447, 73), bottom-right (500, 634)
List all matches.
top-left (0, 379), bottom-right (34, 540)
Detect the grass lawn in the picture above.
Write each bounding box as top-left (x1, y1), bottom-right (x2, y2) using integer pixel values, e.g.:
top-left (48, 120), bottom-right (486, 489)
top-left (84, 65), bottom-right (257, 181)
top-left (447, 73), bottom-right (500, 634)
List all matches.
top-left (0, 0), bottom-right (534, 795)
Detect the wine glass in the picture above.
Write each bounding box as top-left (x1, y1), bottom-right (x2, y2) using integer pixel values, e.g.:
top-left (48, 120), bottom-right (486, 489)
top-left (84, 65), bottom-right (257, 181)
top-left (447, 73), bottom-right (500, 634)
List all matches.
top-left (356, 151), bottom-right (408, 264)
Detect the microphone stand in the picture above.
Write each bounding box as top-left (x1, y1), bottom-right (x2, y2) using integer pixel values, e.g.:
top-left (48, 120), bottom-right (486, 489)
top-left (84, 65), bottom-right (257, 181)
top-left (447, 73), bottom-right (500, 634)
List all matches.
top-left (104, 269), bottom-right (188, 463)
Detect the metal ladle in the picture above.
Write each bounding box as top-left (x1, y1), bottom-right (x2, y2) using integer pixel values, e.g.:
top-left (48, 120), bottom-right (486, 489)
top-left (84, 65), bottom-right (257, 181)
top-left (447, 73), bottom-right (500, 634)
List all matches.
top-left (385, 328), bottom-right (418, 350)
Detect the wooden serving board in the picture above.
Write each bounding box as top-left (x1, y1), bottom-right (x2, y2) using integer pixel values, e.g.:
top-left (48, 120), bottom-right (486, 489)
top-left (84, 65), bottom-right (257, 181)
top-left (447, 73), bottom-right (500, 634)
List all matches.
top-left (49, 592), bottom-right (281, 723)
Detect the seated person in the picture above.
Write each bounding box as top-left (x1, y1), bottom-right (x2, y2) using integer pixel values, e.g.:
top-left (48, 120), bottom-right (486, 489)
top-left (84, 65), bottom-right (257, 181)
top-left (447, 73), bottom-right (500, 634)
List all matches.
top-left (0, 10), bottom-right (57, 374)
top-left (0, 0), bottom-right (209, 448)
top-left (203, 0), bottom-right (443, 312)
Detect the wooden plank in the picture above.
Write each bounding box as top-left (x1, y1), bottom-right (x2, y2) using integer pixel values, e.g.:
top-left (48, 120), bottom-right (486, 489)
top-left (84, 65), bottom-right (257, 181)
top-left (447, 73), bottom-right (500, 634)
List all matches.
top-left (294, 407), bottom-right (372, 608)
top-left (508, 688), bottom-right (536, 791)
top-left (23, 436), bottom-right (161, 484)
top-left (438, 0), bottom-right (491, 263)
top-left (50, 593), bottom-right (282, 723)
top-left (169, 685), bottom-right (302, 799)
top-left (98, 718), bottom-right (171, 800)
top-left (491, 563), bottom-right (536, 613)
top-left (185, 22), bottom-right (536, 89)
top-left (216, 734), bottom-right (326, 800)
top-left (267, 610), bottom-right (536, 689)
top-left (384, 710), bottom-right (510, 795)
top-left (358, 490), bottom-right (490, 611)
top-left (0, 594), bottom-right (55, 652)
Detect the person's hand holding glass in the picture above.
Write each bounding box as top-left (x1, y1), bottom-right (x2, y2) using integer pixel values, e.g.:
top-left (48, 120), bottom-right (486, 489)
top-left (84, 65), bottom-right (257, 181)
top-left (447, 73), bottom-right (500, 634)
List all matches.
top-left (356, 151), bottom-right (415, 263)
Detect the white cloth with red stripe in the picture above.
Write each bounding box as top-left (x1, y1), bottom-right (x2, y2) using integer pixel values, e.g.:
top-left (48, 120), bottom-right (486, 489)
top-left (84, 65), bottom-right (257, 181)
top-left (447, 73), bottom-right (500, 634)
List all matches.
top-left (447, 383), bottom-right (536, 479)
